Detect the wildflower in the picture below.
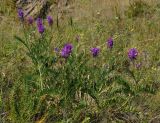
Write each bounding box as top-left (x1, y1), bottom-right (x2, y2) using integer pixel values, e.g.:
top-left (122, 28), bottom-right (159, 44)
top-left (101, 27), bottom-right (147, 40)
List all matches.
top-left (36, 18), bottom-right (45, 34)
top-left (91, 48), bottom-right (100, 57)
top-left (128, 48), bottom-right (138, 60)
top-left (36, 18), bottom-right (43, 26)
top-left (38, 24), bottom-right (45, 34)
top-left (18, 8), bottom-right (24, 20)
top-left (27, 17), bottom-right (34, 24)
top-left (61, 43), bottom-right (73, 58)
top-left (107, 37), bottom-right (113, 49)
top-left (47, 16), bottom-right (53, 26)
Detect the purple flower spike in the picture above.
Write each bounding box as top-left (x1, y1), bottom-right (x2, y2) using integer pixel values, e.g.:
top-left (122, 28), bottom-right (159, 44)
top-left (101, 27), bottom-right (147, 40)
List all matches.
top-left (128, 48), bottom-right (138, 60)
top-left (18, 9), bottom-right (24, 20)
top-left (47, 16), bottom-right (53, 26)
top-left (91, 48), bottom-right (100, 57)
top-left (107, 37), bottom-right (113, 49)
top-left (36, 18), bottom-right (45, 34)
top-left (28, 17), bottom-right (34, 24)
top-left (36, 18), bottom-right (43, 26)
top-left (61, 43), bottom-right (73, 58)
top-left (38, 24), bottom-right (45, 34)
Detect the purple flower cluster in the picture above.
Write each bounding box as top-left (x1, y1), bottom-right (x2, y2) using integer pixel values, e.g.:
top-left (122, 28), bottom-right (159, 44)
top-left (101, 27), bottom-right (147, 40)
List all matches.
top-left (36, 18), bottom-right (43, 26)
top-left (38, 25), bottom-right (45, 34)
top-left (90, 48), bottom-right (100, 57)
top-left (47, 16), bottom-right (53, 26)
top-left (18, 9), bottom-right (24, 20)
top-left (128, 48), bottom-right (138, 60)
top-left (18, 13), bottom-right (54, 33)
top-left (36, 18), bottom-right (45, 34)
top-left (17, 14), bottom-right (140, 62)
top-left (61, 43), bottom-right (73, 58)
top-left (107, 37), bottom-right (113, 49)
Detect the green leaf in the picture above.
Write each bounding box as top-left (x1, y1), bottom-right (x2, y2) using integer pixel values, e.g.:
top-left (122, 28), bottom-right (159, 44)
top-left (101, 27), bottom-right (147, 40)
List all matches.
top-left (14, 35), bottom-right (28, 48)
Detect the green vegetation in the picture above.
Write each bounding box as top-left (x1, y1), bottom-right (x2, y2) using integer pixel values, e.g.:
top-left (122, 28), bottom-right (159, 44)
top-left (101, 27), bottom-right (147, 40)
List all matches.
top-left (0, 0), bottom-right (160, 122)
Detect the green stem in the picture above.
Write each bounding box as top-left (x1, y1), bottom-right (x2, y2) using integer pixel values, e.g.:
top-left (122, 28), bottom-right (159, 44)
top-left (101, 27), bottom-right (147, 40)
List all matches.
top-left (38, 64), bottom-right (43, 90)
